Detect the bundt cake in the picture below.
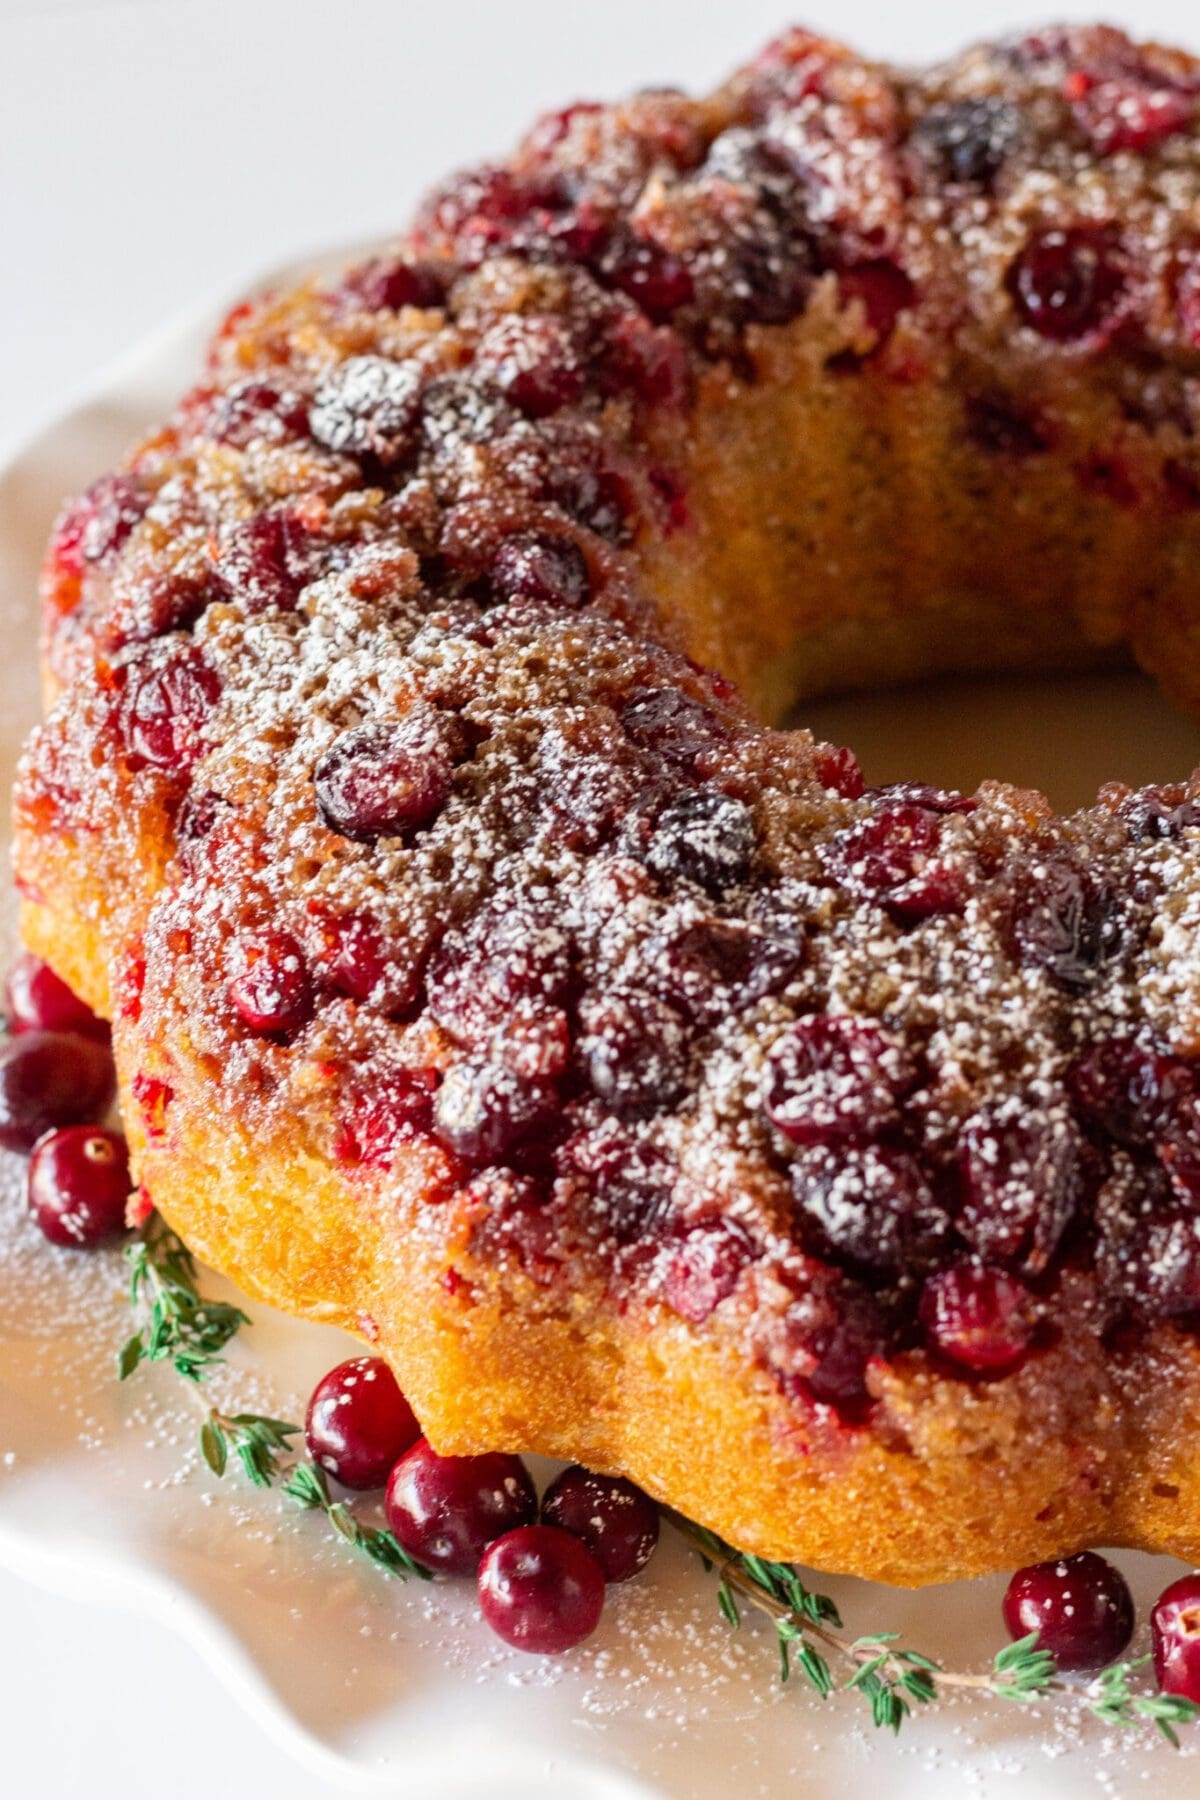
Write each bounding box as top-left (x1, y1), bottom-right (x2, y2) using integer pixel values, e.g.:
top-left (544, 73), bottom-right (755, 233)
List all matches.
top-left (15, 23), bottom-right (1200, 1586)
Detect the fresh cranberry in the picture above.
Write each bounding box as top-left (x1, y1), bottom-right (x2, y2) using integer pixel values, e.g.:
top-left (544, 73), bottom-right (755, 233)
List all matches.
top-left (433, 1056), bottom-right (558, 1165)
top-left (1067, 1036), bottom-right (1193, 1148)
top-left (384, 1438), bottom-right (537, 1574)
top-left (315, 711), bottom-right (456, 842)
top-left (227, 931), bottom-right (313, 1035)
top-left (304, 1356), bottom-right (420, 1490)
top-left (957, 1094), bottom-right (1084, 1274)
top-left (207, 380), bottom-right (310, 448)
top-left (490, 533), bottom-right (590, 609)
top-left (122, 647), bottom-right (221, 772)
top-left (620, 688), bottom-right (725, 772)
top-left (604, 236), bottom-right (694, 321)
top-left (662, 1218), bottom-right (755, 1323)
top-left (27, 1126), bottom-right (130, 1248)
top-left (309, 354), bottom-right (422, 462)
top-left (919, 1264), bottom-right (1034, 1377)
top-left (541, 1466), bottom-right (659, 1583)
top-left (52, 474), bottom-right (148, 578)
top-left (478, 1524), bottom-right (605, 1653)
top-left (0, 1032), bottom-right (116, 1152)
top-left (910, 96), bottom-right (1022, 186)
top-left (1007, 226), bottom-right (1127, 341)
top-left (342, 256), bottom-right (445, 312)
top-left (214, 511), bottom-right (304, 614)
top-left (645, 790), bottom-right (755, 892)
top-left (6, 954), bottom-right (108, 1042)
top-left (792, 1142), bottom-right (944, 1273)
top-left (579, 987), bottom-right (690, 1117)
top-left (427, 901), bottom-right (572, 1050)
top-left (1009, 855), bottom-right (1123, 989)
top-left (1003, 1553), bottom-right (1134, 1672)
top-left (1152, 1575), bottom-right (1200, 1703)
top-left (475, 315), bottom-right (583, 418)
top-left (763, 1014), bottom-right (917, 1146)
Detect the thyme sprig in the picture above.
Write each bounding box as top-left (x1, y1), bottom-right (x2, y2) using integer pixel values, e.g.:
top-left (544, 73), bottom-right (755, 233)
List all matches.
top-left (670, 1515), bottom-right (1200, 1742)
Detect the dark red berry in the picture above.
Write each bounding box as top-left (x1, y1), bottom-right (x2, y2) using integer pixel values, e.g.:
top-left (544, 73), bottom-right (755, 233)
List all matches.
top-left (6, 954), bottom-right (108, 1043)
top-left (214, 511), bottom-right (304, 614)
top-left (1009, 855), bottom-right (1123, 990)
top-left (911, 96), bottom-right (1022, 186)
top-left (1151, 1575), bottom-right (1200, 1704)
top-left (833, 803), bottom-right (966, 921)
top-left (315, 711), bottom-right (456, 842)
top-left (490, 533), bottom-right (590, 609)
top-left (27, 1126), bottom-right (130, 1248)
top-left (334, 1068), bottom-right (437, 1167)
top-left (427, 901), bottom-right (572, 1050)
top-left (560, 1124), bottom-right (675, 1245)
top-left (384, 1438), bottom-right (537, 1574)
top-left (620, 687), bottom-right (725, 772)
top-left (304, 1356), bottom-right (420, 1490)
top-left (208, 380), bottom-right (310, 448)
top-left (763, 1014), bottom-right (918, 1146)
top-left (662, 1218), bottom-right (755, 1323)
top-left (957, 1093), bottom-right (1084, 1275)
top-left (475, 315), bottom-right (583, 417)
top-left (433, 1057), bottom-right (558, 1165)
top-left (227, 931), bottom-right (313, 1035)
top-left (0, 1032), bottom-right (116, 1152)
top-left (52, 474), bottom-right (148, 578)
top-left (478, 1524), bottom-right (606, 1653)
top-left (1067, 1036), bottom-right (1193, 1148)
top-left (919, 1264), bottom-right (1034, 1376)
top-left (579, 987), bottom-right (690, 1117)
top-left (792, 1143), bottom-right (945, 1273)
top-left (122, 647), bottom-right (221, 772)
top-left (605, 237), bottom-right (694, 321)
top-left (646, 790), bottom-right (755, 892)
top-left (310, 354), bottom-right (422, 462)
top-left (342, 256), bottom-right (445, 312)
top-left (541, 1466), bottom-right (659, 1583)
top-left (1007, 226), bottom-right (1127, 341)
top-left (1003, 1553), bottom-right (1134, 1672)
top-left (774, 1279), bottom-right (885, 1411)
top-left (600, 312), bottom-right (689, 407)
top-left (837, 261), bottom-right (915, 346)
top-left (1065, 67), bottom-right (1195, 157)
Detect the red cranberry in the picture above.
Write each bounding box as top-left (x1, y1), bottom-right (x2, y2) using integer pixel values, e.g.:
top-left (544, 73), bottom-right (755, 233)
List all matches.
top-left (309, 354), bottom-right (422, 462)
top-left (227, 931), bottom-right (313, 1035)
top-left (490, 533), bottom-right (590, 610)
top-left (52, 474), bottom-right (148, 577)
top-left (600, 313), bottom-right (689, 407)
top-left (1009, 855), bottom-right (1123, 990)
top-left (1065, 68), bottom-right (1195, 157)
top-left (208, 380), bottom-right (310, 448)
top-left (547, 454), bottom-right (633, 542)
top-left (427, 902), bottom-right (572, 1050)
top-left (645, 791), bottom-right (756, 893)
top-left (560, 1125), bottom-right (675, 1246)
top-left (122, 647), bottom-right (221, 772)
top-left (605, 236), bottom-right (694, 321)
top-left (919, 1264), bottom-right (1033, 1377)
top-left (579, 987), bottom-right (690, 1117)
top-left (27, 1126), bottom-right (130, 1248)
top-left (0, 1032), bottom-right (116, 1152)
top-left (837, 261), bottom-right (915, 346)
top-left (334, 1068), bottom-right (437, 1166)
top-left (1067, 1036), bottom-right (1193, 1148)
top-left (214, 511), bottom-right (303, 614)
top-left (342, 256), bottom-right (445, 312)
top-left (384, 1438), bottom-right (537, 1574)
top-left (1152, 1575), bottom-right (1200, 1703)
top-left (1178, 259), bottom-right (1200, 350)
top-left (541, 1466), bottom-right (659, 1583)
top-left (475, 315), bottom-right (583, 418)
top-left (957, 1094), bottom-right (1084, 1274)
top-left (433, 1057), bottom-right (558, 1165)
top-left (6, 954), bottom-right (108, 1043)
top-left (315, 711), bottom-right (455, 842)
top-left (1003, 1553), bottom-right (1134, 1672)
top-left (776, 1280), bottom-right (885, 1411)
top-left (833, 804), bottom-right (965, 921)
top-left (792, 1143), bottom-right (945, 1274)
top-left (910, 96), bottom-right (1022, 186)
top-left (763, 1014), bottom-right (917, 1146)
top-left (620, 687), bottom-right (725, 772)
top-left (1007, 226), bottom-right (1127, 342)
top-left (650, 916), bottom-right (802, 1027)
top-left (304, 1356), bottom-right (420, 1490)
top-left (479, 1524), bottom-right (605, 1654)
top-left (662, 1218), bottom-right (755, 1323)
top-left (813, 744), bottom-right (865, 800)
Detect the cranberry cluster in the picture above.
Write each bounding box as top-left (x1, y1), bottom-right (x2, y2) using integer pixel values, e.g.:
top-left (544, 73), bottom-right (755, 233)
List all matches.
top-left (304, 1355), bottom-right (659, 1654)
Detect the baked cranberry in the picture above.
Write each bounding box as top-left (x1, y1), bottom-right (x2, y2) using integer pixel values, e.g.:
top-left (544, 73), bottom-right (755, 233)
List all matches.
top-left (777, 1280), bottom-right (884, 1410)
top-left (52, 474), bottom-right (148, 577)
top-left (27, 1126), bottom-right (130, 1248)
top-left (1066, 68), bottom-right (1194, 157)
top-left (547, 454), bottom-right (634, 542)
top-left (792, 1143), bottom-right (945, 1273)
top-left (433, 1057), bottom-right (558, 1165)
top-left (910, 96), bottom-right (1022, 186)
top-left (579, 987), bottom-right (690, 1117)
top-left (315, 711), bottom-right (455, 842)
top-left (833, 804), bottom-right (965, 921)
top-left (620, 688), bottom-right (725, 772)
top-left (334, 1068), bottom-right (437, 1166)
top-left (763, 1014), bottom-right (917, 1146)
top-left (957, 1094), bottom-right (1084, 1274)
top-left (1007, 226), bottom-right (1127, 342)
top-left (490, 533), bottom-right (590, 609)
top-left (475, 315), bottom-right (583, 418)
top-left (0, 1032), bottom-right (116, 1152)
top-left (560, 1124), bottom-right (675, 1245)
top-left (1067, 1036), bottom-right (1193, 1148)
top-left (919, 1264), bottom-right (1034, 1377)
top-left (1178, 259), bottom-right (1200, 350)
top-left (6, 954), bottom-right (108, 1043)
top-left (478, 1524), bottom-right (606, 1653)
top-left (427, 901), bottom-right (572, 1049)
top-left (1009, 855), bottom-right (1123, 989)
top-left (310, 354), bottom-right (422, 462)
top-left (227, 931), bottom-right (313, 1035)
top-left (645, 790), bottom-right (755, 892)
top-left (813, 744), bottom-right (865, 800)
top-left (837, 261), bottom-right (915, 345)
top-left (662, 1218), bottom-right (755, 1323)
top-left (122, 647), bottom-right (221, 772)
top-left (214, 511), bottom-right (303, 614)
top-left (600, 312), bottom-right (689, 407)
top-left (605, 236), bottom-right (694, 321)
top-left (342, 256), bottom-right (445, 312)
top-left (1152, 1575), bottom-right (1200, 1703)
top-left (208, 380), bottom-right (310, 447)
top-left (1100, 1198), bottom-right (1200, 1320)
top-left (649, 916), bottom-right (802, 1026)
top-left (541, 1466), bottom-right (659, 1583)
top-left (304, 1356), bottom-right (420, 1490)
top-left (1003, 1553), bottom-right (1134, 1672)
top-left (965, 393), bottom-right (1051, 457)
top-left (384, 1438), bottom-right (537, 1574)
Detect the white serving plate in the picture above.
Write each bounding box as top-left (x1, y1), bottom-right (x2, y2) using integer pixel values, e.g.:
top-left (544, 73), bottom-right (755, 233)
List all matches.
top-left (3, 257), bottom-right (1200, 1800)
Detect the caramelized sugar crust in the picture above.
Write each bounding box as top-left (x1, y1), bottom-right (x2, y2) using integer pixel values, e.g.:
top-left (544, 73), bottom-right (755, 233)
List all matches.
top-left (15, 25), bottom-right (1200, 1580)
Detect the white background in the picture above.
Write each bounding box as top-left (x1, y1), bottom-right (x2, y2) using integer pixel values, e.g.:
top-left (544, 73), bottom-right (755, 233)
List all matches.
top-left (2, 1), bottom-right (1199, 1793)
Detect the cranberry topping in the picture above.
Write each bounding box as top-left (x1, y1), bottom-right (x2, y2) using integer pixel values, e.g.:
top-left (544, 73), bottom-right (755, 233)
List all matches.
top-left (541, 1466), bottom-right (660, 1582)
top-left (1003, 1553), bottom-right (1134, 1673)
top-left (335, 1067), bottom-right (437, 1166)
top-left (1065, 64), bottom-right (1195, 157)
top-left (1007, 226), bottom-right (1127, 342)
top-left (775, 1279), bottom-right (884, 1411)
top-left (910, 96), bottom-right (1022, 186)
top-left (763, 1014), bottom-right (917, 1146)
top-left (832, 803), bottom-right (966, 922)
top-left (208, 380), bottom-right (310, 448)
top-left (304, 1356), bottom-right (420, 1490)
top-left (52, 475), bottom-right (148, 578)
top-left (649, 916), bottom-right (803, 1026)
top-left (342, 256), bottom-right (445, 312)
top-left (490, 532), bottom-right (590, 609)
top-left (475, 315), bottom-right (583, 418)
top-left (121, 648), bottom-right (221, 773)
top-left (957, 1094), bottom-right (1084, 1274)
top-left (620, 687), bottom-right (725, 772)
top-left (0, 1032), bottom-right (116, 1152)
top-left (579, 987), bottom-right (690, 1116)
top-left (310, 355), bottom-right (423, 462)
top-left (315, 711), bottom-right (457, 842)
top-left (662, 1218), bottom-right (755, 1323)
top-left (919, 1264), bottom-right (1034, 1377)
top-left (27, 1126), bottom-right (131, 1249)
top-left (645, 790), bottom-right (756, 892)
top-left (1099, 1194), bottom-right (1200, 1320)
top-left (6, 954), bottom-right (108, 1043)
top-left (384, 1438), bottom-right (537, 1574)
top-left (227, 931), bottom-right (313, 1035)
top-left (1009, 854), bottom-right (1123, 990)
top-left (547, 453), bottom-right (634, 542)
top-left (600, 313), bottom-right (689, 407)
top-left (1152, 1575), bottom-right (1200, 1704)
top-left (837, 261), bottom-right (916, 346)
top-left (560, 1124), bottom-right (675, 1245)
top-left (791, 1142), bottom-right (945, 1274)
top-left (214, 511), bottom-right (304, 614)
top-left (433, 1056), bottom-right (558, 1165)
top-left (478, 1524), bottom-right (606, 1654)
top-left (603, 235), bottom-right (695, 321)
top-left (427, 901), bottom-right (572, 1050)
top-left (1067, 1036), bottom-right (1193, 1148)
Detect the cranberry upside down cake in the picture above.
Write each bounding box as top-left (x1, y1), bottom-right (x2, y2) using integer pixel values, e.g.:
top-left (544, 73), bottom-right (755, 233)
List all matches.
top-left (15, 24), bottom-right (1200, 1584)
